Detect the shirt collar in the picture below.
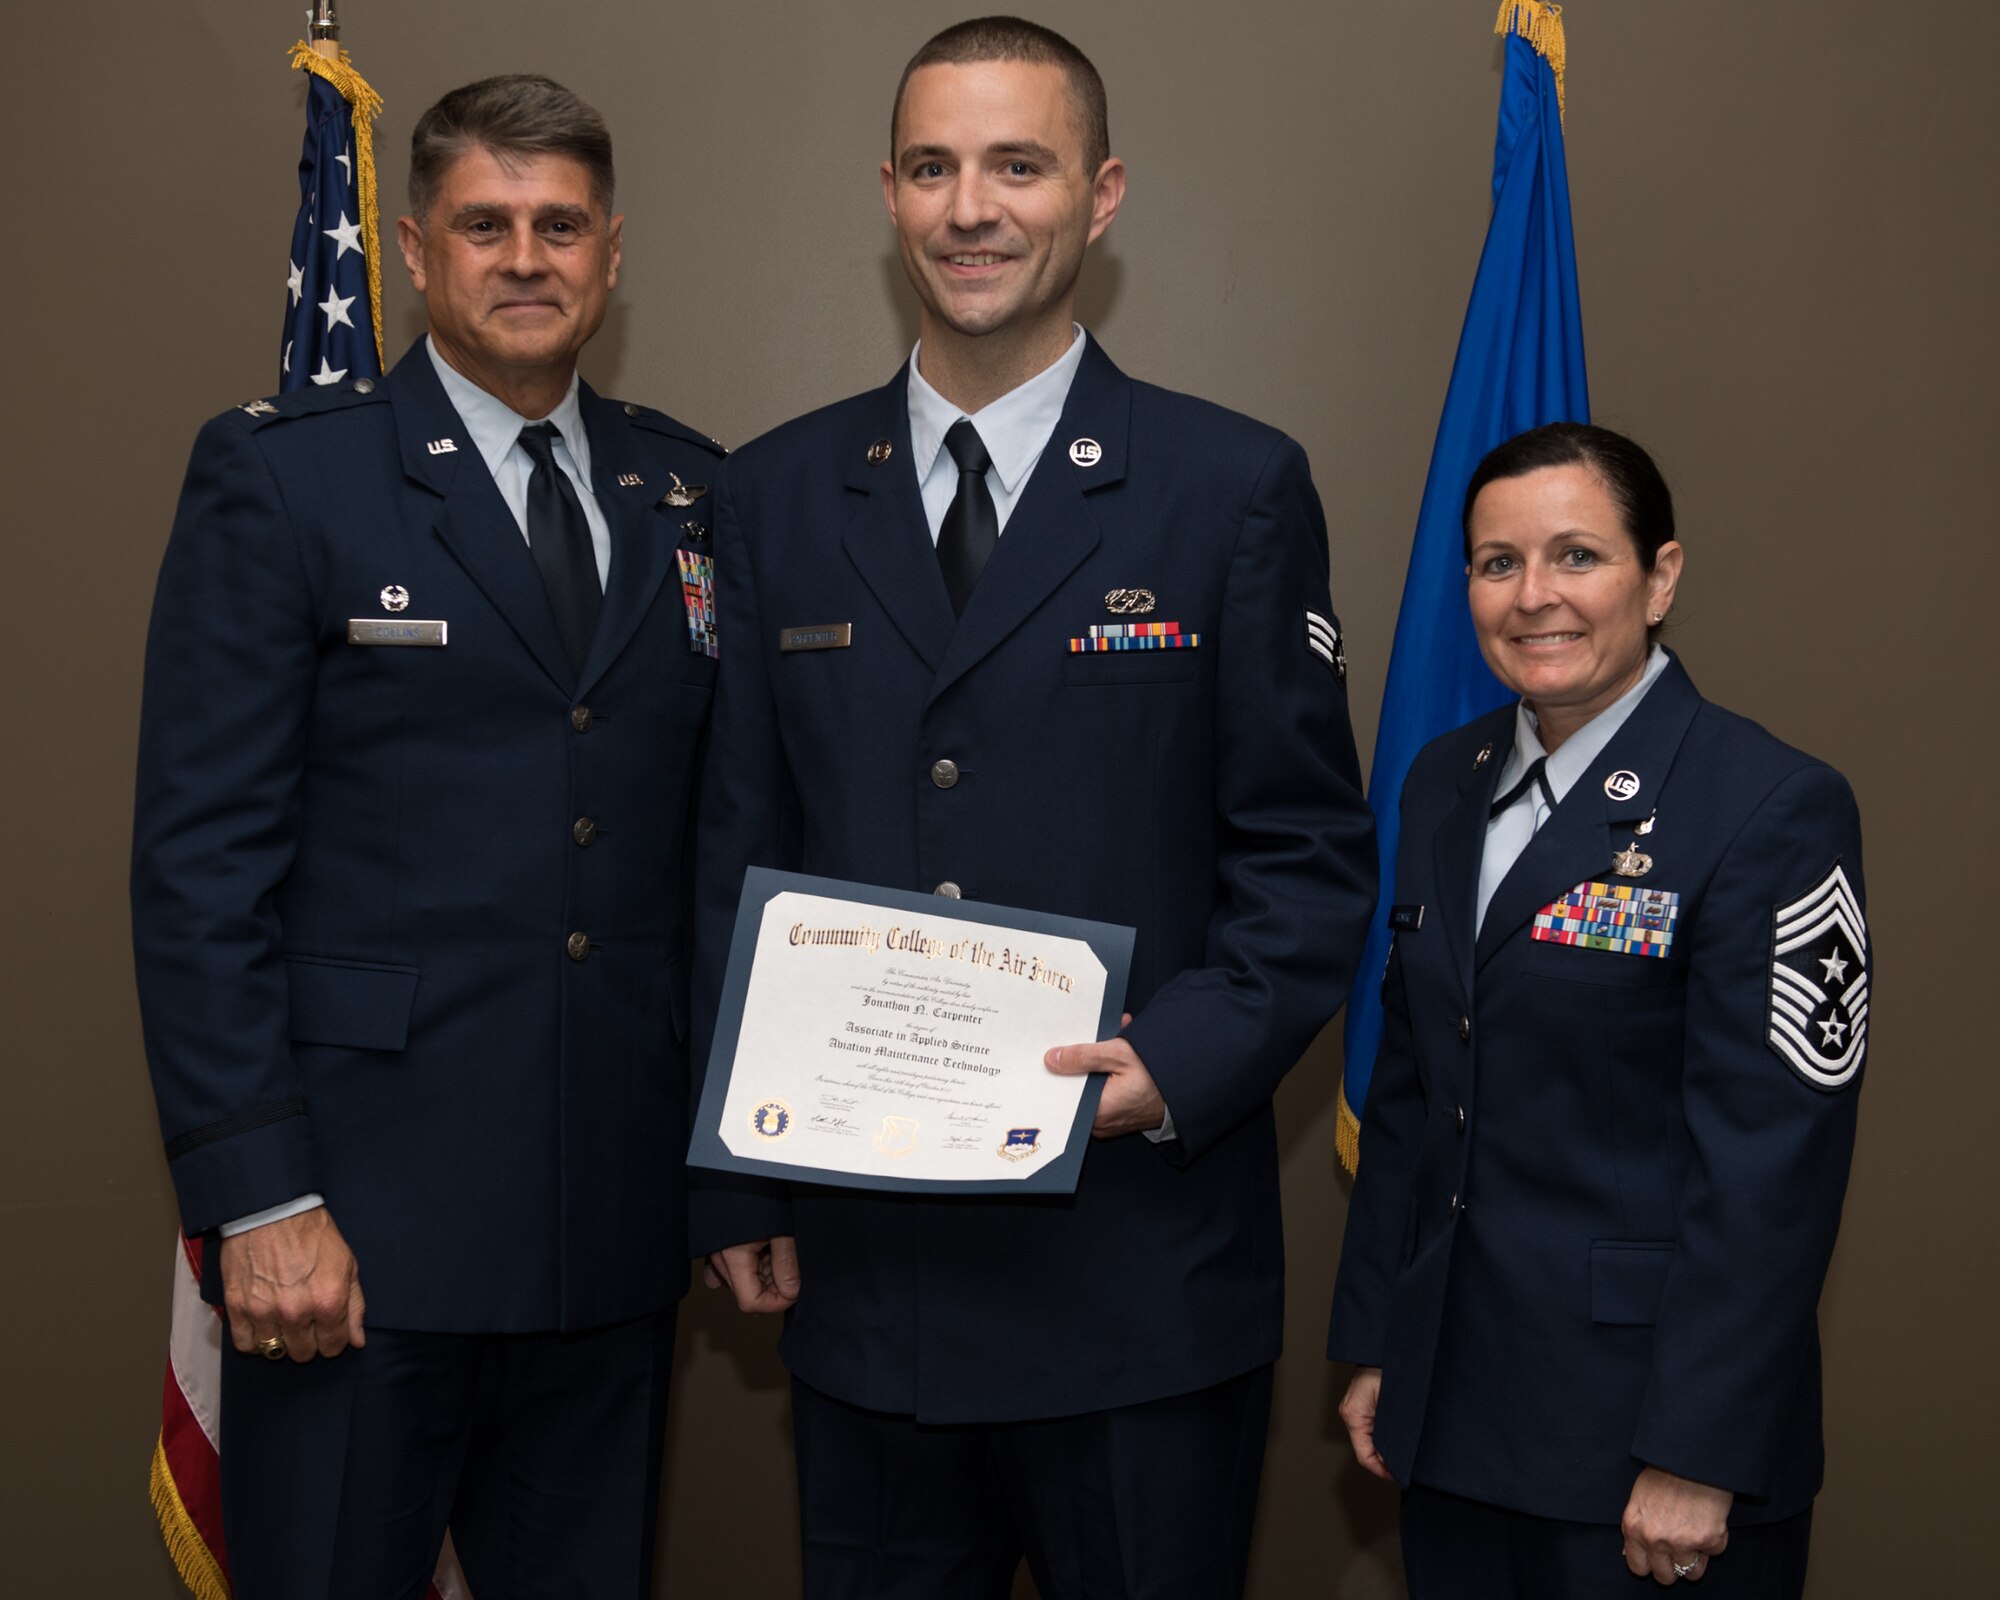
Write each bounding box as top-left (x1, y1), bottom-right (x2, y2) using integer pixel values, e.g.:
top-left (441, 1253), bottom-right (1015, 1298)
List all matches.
top-left (425, 336), bottom-right (589, 484)
top-left (1505, 643), bottom-right (1671, 805)
top-left (906, 325), bottom-right (1088, 492)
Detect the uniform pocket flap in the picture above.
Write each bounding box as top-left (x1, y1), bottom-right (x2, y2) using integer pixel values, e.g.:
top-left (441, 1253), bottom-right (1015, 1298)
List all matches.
top-left (284, 954), bottom-right (421, 1051)
top-left (1589, 1240), bottom-right (1676, 1325)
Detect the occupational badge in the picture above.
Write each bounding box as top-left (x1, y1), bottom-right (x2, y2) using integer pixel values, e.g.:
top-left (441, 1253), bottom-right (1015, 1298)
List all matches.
top-left (1612, 843), bottom-right (1653, 878)
top-left (1104, 588), bottom-right (1156, 615)
top-left (662, 472), bottom-right (707, 507)
top-left (379, 584), bottom-right (411, 613)
top-left (1766, 861), bottom-right (1868, 1090)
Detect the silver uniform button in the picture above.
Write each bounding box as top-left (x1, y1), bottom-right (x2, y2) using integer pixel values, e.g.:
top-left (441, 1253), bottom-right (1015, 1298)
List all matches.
top-left (352, 377), bottom-right (375, 394)
top-left (930, 758), bottom-right (960, 789)
top-left (933, 881), bottom-right (962, 899)
top-left (566, 932), bottom-right (591, 961)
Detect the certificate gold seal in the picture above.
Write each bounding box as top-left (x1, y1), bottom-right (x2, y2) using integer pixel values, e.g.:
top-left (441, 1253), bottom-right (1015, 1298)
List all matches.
top-left (749, 1100), bottom-right (794, 1140)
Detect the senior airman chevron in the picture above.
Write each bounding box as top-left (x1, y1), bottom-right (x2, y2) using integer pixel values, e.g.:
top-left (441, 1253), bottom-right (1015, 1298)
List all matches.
top-left (1068, 621), bottom-right (1199, 652)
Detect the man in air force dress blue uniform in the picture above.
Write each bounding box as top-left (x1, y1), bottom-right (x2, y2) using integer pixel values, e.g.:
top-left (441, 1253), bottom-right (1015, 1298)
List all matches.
top-left (692, 20), bottom-right (1377, 1597)
top-left (132, 76), bottom-right (722, 1598)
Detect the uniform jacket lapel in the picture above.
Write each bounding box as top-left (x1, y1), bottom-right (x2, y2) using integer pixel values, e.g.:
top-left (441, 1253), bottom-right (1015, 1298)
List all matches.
top-left (573, 382), bottom-right (678, 696)
top-left (1473, 656), bottom-right (1703, 970)
top-left (1433, 711), bottom-right (1515, 998)
top-left (388, 345), bottom-right (577, 692)
top-left (840, 368), bottom-right (957, 674)
top-left (928, 340), bottom-right (1125, 706)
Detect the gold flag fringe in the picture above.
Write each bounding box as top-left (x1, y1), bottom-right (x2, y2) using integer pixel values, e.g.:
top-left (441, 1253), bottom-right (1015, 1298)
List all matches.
top-left (151, 1432), bottom-right (232, 1600)
top-left (1336, 1083), bottom-right (1362, 1177)
top-left (1494, 0), bottom-right (1568, 121)
top-left (288, 41), bottom-right (387, 370)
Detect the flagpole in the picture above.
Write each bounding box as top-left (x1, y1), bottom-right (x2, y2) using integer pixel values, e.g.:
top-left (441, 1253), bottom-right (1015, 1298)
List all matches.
top-left (311, 0), bottom-right (341, 61)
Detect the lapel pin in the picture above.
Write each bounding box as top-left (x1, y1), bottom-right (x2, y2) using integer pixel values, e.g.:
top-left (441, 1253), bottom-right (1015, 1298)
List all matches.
top-left (682, 519), bottom-right (708, 542)
top-left (1613, 842), bottom-right (1654, 878)
top-left (866, 439), bottom-right (893, 466)
top-left (1474, 743), bottom-right (1493, 770)
top-left (662, 473), bottom-right (708, 507)
top-left (380, 584), bottom-right (410, 613)
top-left (1104, 588), bottom-right (1156, 615)
top-left (1069, 437), bottom-right (1103, 467)
top-left (617, 472), bottom-right (645, 488)
top-left (1604, 769), bottom-right (1641, 802)
top-left (426, 437), bottom-right (458, 456)
top-left (1634, 811), bottom-right (1657, 836)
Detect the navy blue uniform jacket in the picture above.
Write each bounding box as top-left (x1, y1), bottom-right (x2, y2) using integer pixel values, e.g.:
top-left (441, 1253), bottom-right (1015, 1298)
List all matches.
top-left (133, 345), bottom-right (723, 1333)
top-left (692, 340), bottom-right (1377, 1423)
top-left (1328, 656), bottom-right (1866, 1524)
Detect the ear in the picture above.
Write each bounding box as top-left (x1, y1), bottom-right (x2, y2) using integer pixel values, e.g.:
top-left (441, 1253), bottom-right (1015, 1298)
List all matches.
top-left (395, 214), bottom-right (427, 292)
top-left (1647, 540), bottom-right (1684, 619)
top-left (1086, 157), bottom-right (1126, 245)
top-left (605, 213), bottom-right (624, 289)
top-left (879, 159), bottom-right (899, 227)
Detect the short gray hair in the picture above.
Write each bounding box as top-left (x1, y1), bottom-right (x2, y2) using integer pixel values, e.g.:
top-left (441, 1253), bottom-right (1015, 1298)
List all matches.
top-left (408, 74), bottom-right (615, 221)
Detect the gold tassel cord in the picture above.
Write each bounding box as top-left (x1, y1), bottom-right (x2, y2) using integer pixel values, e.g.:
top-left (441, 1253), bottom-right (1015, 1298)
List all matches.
top-left (1494, 0), bottom-right (1568, 121)
top-left (1335, 1084), bottom-right (1362, 1177)
top-left (288, 41), bottom-right (387, 370)
top-left (151, 1433), bottom-right (232, 1600)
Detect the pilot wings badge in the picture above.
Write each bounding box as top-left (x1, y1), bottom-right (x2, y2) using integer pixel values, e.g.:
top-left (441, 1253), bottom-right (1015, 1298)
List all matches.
top-left (1766, 861), bottom-right (1868, 1090)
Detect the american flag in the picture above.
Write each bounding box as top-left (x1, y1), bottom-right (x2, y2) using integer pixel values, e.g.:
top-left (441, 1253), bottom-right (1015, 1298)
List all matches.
top-left (280, 42), bottom-right (385, 391)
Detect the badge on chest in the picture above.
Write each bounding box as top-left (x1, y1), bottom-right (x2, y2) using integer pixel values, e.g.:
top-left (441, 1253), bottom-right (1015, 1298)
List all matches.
top-left (1532, 880), bottom-right (1680, 958)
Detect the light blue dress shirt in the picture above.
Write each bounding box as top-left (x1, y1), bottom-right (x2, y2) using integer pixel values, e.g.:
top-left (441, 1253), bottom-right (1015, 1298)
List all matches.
top-left (906, 325), bottom-right (1089, 542)
top-left (1476, 643), bottom-right (1672, 932)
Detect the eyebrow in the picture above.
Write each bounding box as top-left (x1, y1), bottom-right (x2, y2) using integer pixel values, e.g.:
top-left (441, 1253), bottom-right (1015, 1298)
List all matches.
top-left (444, 201), bottom-right (594, 226)
top-left (898, 140), bottom-right (1064, 169)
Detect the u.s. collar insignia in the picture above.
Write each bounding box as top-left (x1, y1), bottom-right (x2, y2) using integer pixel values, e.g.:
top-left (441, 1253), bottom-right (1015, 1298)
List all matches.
top-left (1604, 769), bottom-right (1642, 802)
top-left (240, 398), bottom-right (279, 417)
top-left (379, 584), bottom-right (411, 613)
top-left (662, 472), bottom-right (707, 507)
top-left (426, 437), bottom-right (458, 456)
top-left (1104, 588), bottom-right (1156, 615)
top-left (1474, 743), bottom-right (1493, 770)
top-left (1069, 437), bottom-right (1103, 467)
top-left (866, 439), bottom-right (893, 466)
top-left (1767, 862), bottom-right (1868, 1091)
top-left (616, 472), bottom-right (645, 488)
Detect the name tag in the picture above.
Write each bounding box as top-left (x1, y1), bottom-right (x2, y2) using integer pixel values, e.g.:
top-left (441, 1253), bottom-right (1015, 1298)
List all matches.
top-left (780, 623), bottom-right (852, 652)
top-left (1532, 881), bottom-right (1681, 958)
top-left (1390, 904), bottom-right (1424, 932)
top-left (348, 619), bottom-right (447, 647)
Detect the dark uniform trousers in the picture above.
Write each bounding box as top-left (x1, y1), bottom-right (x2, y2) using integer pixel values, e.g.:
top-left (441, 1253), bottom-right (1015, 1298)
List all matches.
top-left (794, 1367), bottom-right (1273, 1600)
top-left (691, 338), bottom-right (1376, 1600)
top-left (135, 342), bottom-right (727, 1600)
top-left (1400, 1485), bottom-right (1811, 1600)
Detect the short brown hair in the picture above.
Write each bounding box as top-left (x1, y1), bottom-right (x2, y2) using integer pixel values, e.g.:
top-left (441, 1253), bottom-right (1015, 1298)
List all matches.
top-left (408, 74), bottom-right (615, 222)
top-left (892, 17), bottom-right (1110, 175)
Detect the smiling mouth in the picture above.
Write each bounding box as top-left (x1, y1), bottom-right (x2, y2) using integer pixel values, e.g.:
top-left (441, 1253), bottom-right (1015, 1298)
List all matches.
top-left (942, 252), bottom-right (1009, 267)
top-left (1513, 631), bottom-right (1584, 645)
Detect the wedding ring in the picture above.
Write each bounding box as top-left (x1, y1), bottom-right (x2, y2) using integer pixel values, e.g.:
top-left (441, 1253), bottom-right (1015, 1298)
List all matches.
top-left (1672, 1558), bottom-right (1699, 1579)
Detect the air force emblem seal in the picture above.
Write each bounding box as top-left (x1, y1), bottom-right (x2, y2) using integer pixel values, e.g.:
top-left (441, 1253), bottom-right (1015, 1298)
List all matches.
top-left (875, 1116), bottom-right (920, 1157)
top-left (998, 1127), bottom-right (1042, 1161)
top-left (1767, 862), bottom-right (1868, 1090)
top-left (749, 1100), bottom-right (793, 1140)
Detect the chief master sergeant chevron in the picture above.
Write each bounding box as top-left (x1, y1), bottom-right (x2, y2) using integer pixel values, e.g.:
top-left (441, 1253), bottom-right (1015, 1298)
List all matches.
top-left (692, 18), bottom-right (1377, 1596)
top-left (132, 75), bottom-right (722, 1598)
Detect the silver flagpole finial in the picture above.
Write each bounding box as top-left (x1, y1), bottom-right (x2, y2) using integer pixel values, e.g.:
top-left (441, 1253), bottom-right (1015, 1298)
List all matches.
top-left (310, 2), bottom-right (340, 43)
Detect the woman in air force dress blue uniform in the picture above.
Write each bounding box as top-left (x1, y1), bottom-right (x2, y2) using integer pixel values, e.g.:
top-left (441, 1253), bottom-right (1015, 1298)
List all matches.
top-left (1328, 425), bottom-right (1866, 1596)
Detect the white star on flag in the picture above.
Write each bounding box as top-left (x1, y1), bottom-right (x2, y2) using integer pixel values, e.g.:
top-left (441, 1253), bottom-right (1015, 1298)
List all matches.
top-left (324, 210), bottom-right (364, 259)
top-left (1818, 946), bottom-right (1850, 984)
top-left (319, 287), bottom-right (357, 333)
top-left (283, 339), bottom-right (292, 375)
top-left (287, 259), bottom-right (304, 306)
top-left (310, 357), bottom-right (348, 387)
top-left (336, 148), bottom-right (353, 185)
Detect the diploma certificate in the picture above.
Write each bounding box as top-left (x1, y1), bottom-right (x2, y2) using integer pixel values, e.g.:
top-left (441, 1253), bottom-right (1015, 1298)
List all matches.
top-left (691, 869), bottom-right (1135, 1194)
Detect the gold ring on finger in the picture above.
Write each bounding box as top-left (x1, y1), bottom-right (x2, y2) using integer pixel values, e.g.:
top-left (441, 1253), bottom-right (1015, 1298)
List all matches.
top-left (256, 1334), bottom-right (286, 1361)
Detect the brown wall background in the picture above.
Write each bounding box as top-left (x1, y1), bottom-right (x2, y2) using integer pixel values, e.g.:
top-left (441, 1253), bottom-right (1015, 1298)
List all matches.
top-left (5, 1), bottom-right (1992, 1592)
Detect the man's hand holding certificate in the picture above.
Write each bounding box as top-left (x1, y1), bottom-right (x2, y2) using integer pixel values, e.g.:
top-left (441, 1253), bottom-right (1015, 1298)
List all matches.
top-left (692, 870), bottom-right (1135, 1194)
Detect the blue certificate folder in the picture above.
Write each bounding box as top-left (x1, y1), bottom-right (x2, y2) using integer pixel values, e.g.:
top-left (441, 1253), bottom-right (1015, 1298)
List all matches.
top-left (690, 868), bottom-right (1135, 1195)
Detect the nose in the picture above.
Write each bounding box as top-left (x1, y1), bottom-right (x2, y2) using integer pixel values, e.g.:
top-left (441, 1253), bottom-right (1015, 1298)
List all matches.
top-left (501, 225), bottom-right (547, 279)
top-left (945, 169), bottom-right (999, 234)
top-left (1515, 556), bottom-right (1559, 612)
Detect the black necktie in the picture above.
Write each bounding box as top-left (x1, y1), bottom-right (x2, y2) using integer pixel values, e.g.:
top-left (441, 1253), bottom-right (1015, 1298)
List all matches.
top-left (938, 419), bottom-right (998, 616)
top-left (1488, 755), bottom-right (1556, 820)
top-left (517, 422), bottom-right (601, 674)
